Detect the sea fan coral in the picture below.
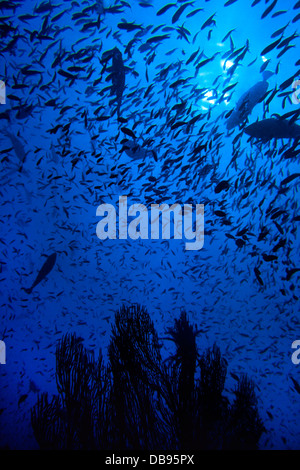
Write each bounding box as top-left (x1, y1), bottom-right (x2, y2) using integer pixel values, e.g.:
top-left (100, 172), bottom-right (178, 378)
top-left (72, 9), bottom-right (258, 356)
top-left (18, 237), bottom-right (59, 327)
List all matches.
top-left (31, 304), bottom-right (265, 450)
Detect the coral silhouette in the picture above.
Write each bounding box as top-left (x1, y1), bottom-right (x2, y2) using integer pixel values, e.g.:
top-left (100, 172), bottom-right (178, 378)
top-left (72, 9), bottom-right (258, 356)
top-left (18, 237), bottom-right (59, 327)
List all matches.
top-left (31, 305), bottom-right (265, 450)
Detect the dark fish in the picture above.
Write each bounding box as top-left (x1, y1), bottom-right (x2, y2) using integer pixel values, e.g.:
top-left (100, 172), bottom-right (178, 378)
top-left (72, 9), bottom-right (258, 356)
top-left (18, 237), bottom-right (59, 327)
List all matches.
top-left (58, 69), bottom-right (77, 84)
top-left (196, 56), bottom-right (215, 70)
top-left (235, 238), bottom-right (246, 248)
top-left (146, 34), bottom-right (170, 44)
top-left (277, 32), bottom-right (299, 50)
top-left (265, 87), bottom-right (278, 106)
top-left (272, 10), bottom-right (287, 17)
top-left (121, 127), bottom-right (136, 139)
top-left (222, 28), bottom-right (235, 43)
top-left (260, 37), bottom-right (282, 56)
top-left (293, 12), bottom-right (300, 23)
top-left (170, 78), bottom-right (186, 88)
top-left (277, 44), bottom-right (295, 58)
top-left (225, 0), bottom-right (238, 5)
top-left (274, 220), bottom-right (284, 235)
top-left (261, 0), bottom-right (277, 19)
top-left (245, 118), bottom-right (300, 140)
top-left (22, 253), bottom-right (57, 294)
top-left (34, 1), bottom-right (57, 14)
top-left (214, 210), bottom-right (226, 217)
top-left (290, 376), bottom-right (300, 394)
top-left (51, 9), bottom-right (69, 23)
top-left (279, 75), bottom-right (298, 91)
top-left (272, 239), bottom-right (286, 252)
top-left (254, 267), bottom-right (263, 285)
top-left (172, 2), bottom-right (193, 24)
top-left (262, 253), bottom-right (278, 262)
top-left (7, 94), bottom-right (21, 102)
top-left (286, 268), bottom-right (300, 281)
top-left (215, 180), bottom-right (230, 193)
top-left (118, 116), bottom-right (128, 124)
top-left (156, 3), bottom-right (176, 16)
top-left (201, 13), bottom-right (216, 30)
top-left (186, 8), bottom-right (203, 18)
top-left (139, 2), bottom-right (153, 7)
top-left (18, 13), bottom-right (37, 22)
top-left (270, 209), bottom-right (286, 220)
top-left (230, 372), bottom-right (239, 381)
top-left (18, 394), bottom-right (28, 407)
top-left (186, 48), bottom-right (199, 65)
top-left (118, 21), bottom-right (143, 32)
top-left (271, 23), bottom-right (289, 38)
top-left (281, 173), bottom-right (300, 185)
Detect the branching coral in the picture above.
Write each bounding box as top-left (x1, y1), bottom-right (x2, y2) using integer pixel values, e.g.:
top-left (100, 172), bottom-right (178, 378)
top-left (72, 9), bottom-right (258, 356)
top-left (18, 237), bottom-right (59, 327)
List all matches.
top-left (31, 393), bottom-right (62, 450)
top-left (225, 374), bottom-right (266, 450)
top-left (108, 304), bottom-right (165, 450)
top-left (32, 333), bottom-right (110, 450)
top-left (31, 304), bottom-right (266, 450)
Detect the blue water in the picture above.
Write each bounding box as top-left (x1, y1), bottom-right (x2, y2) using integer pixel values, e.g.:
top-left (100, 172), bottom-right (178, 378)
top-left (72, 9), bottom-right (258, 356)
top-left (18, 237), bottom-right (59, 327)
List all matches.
top-left (0, 0), bottom-right (300, 450)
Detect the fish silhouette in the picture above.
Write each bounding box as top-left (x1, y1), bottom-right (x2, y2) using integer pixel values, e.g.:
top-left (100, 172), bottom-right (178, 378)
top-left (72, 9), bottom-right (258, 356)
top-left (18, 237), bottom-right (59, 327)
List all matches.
top-left (102, 47), bottom-right (125, 118)
top-left (226, 72), bottom-right (272, 130)
top-left (122, 139), bottom-right (158, 161)
top-left (244, 118), bottom-right (300, 140)
top-left (22, 253), bottom-right (57, 294)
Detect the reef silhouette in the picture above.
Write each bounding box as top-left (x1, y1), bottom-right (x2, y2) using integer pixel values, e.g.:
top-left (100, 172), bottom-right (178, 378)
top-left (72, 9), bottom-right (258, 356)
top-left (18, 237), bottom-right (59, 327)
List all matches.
top-left (31, 304), bottom-right (265, 450)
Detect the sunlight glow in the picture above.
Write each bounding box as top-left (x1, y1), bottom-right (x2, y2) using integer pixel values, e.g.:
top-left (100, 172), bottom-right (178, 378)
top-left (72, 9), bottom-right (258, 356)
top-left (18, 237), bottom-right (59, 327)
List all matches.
top-left (221, 59), bottom-right (234, 71)
top-left (202, 90), bottom-right (217, 105)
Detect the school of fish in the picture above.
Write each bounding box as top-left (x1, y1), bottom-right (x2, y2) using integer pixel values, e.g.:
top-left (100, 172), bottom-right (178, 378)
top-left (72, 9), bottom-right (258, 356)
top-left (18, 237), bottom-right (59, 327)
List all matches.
top-left (0, 0), bottom-right (300, 450)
